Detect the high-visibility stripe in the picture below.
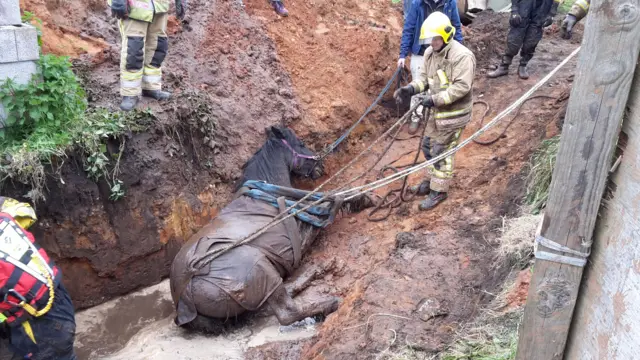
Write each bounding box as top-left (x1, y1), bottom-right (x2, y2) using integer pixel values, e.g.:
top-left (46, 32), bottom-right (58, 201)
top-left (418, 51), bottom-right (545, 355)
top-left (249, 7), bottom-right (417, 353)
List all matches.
top-left (435, 106), bottom-right (472, 119)
top-left (142, 75), bottom-right (162, 83)
top-left (437, 69), bottom-right (449, 88)
top-left (143, 66), bottom-right (162, 75)
top-left (575, 0), bottom-right (589, 11)
top-left (122, 79), bottom-right (142, 88)
top-left (442, 92), bottom-right (453, 105)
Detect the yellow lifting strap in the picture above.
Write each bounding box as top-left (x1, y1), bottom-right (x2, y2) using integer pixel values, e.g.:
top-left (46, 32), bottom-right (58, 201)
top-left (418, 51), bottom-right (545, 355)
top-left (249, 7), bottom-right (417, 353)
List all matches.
top-left (18, 255), bottom-right (55, 319)
top-left (22, 321), bottom-right (37, 344)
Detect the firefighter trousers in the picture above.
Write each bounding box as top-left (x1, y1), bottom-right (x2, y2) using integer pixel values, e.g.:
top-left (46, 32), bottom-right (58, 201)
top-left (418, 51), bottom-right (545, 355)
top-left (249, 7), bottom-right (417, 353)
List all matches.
top-left (505, 0), bottom-right (554, 65)
top-left (119, 13), bottom-right (168, 96)
top-left (0, 284), bottom-right (76, 360)
top-left (420, 116), bottom-right (464, 193)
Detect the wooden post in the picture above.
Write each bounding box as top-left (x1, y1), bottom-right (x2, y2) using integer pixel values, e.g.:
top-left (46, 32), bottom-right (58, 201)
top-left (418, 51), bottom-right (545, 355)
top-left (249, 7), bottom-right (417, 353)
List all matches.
top-left (515, 1), bottom-right (640, 359)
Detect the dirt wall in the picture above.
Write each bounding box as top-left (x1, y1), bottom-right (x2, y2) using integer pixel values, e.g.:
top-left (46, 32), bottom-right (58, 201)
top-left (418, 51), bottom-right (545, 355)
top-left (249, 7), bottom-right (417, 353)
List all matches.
top-left (13, 0), bottom-right (303, 308)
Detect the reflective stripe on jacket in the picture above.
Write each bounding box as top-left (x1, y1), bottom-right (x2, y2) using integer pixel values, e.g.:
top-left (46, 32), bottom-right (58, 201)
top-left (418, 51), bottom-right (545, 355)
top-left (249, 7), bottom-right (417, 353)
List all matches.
top-left (569, 0), bottom-right (589, 21)
top-left (410, 40), bottom-right (476, 130)
top-left (107, 0), bottom-right (171, 22)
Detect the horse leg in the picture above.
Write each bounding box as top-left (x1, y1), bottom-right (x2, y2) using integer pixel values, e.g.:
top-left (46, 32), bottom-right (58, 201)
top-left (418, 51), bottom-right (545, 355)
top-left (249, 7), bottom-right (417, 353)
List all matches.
top-left (267, 284), bottom-right (340, 326)
top-left (285, 266), bottom-right (321, 297)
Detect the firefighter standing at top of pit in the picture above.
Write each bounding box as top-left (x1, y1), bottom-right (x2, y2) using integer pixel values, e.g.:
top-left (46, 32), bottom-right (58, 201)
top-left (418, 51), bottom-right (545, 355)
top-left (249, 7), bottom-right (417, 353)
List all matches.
top-left (487, 0), bottom-right (560, 79)
top-left (398, 0), bottom-right (464, 135)
top-left (108, 0), bottom-right (188, 111)
top-left (394, 12), bottom-right (476, 211)
top-left (0, 198), bottom-right (77, 359)
top-left (560, 0), bottom-right (589, 40)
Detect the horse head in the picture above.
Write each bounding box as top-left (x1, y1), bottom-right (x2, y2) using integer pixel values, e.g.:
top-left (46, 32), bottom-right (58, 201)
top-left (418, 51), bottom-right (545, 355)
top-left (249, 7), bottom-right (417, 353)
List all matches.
top-left (267, 126), bottom-right (324, 180)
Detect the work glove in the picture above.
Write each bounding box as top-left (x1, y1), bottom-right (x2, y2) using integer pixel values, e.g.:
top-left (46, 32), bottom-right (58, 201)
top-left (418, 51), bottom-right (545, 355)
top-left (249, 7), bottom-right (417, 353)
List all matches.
top-left (394, 85), bottom-right (415, 105)
top-left (509, 11), bottom-right (522, 27)
top-left (397, 58), bottom-right (406, 69)
top-left (544, 0), bottom-right (559, 28)
top-left (176, 0), bottom-right (188, 20)
top-left (110, 0), bottom-right (128, 19)
top-left (561, 14), bottom-right (577, 39)
top-left (421, 95), bottom-right (435, 108)
top-left (542, 15), bottom-right (553, 27)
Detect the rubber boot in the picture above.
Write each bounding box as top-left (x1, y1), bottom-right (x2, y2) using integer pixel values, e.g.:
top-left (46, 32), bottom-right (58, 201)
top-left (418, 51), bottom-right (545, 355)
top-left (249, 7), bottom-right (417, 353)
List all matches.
top-left (142, 89), bottom-right (172, 101)
top-left (418, 191), bottom-right (448, 211)
top-left (271, 0), bottom-right (289, 16)
top-left (518, 65), bottom-right (530, 80)
top-left (409, 180), bottom-right (430, 196)
top-left (487, 56), bottom-right (512, 78)
top-left (120, 96), bottom-right (139, 112)
top-left (408, 120), bottom-right (420, 135)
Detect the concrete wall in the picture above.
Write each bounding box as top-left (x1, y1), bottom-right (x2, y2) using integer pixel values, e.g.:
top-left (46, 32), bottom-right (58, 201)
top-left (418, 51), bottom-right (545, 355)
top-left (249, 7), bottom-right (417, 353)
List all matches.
top-left (565, 66), bottom-right (640, 359)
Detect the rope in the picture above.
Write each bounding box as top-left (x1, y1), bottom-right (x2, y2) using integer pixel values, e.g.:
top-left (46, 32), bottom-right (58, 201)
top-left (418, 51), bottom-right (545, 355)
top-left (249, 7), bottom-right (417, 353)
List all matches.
top-left (189, 103), bottom-right (422, 271)
top-left (471, 96), bottom-right (559, 146)
top-left (339, 46), bottom-right (581, 201)
top-left (320, 67), bottom-right (403, 158)
top-left (534, 235), bottom-right (590, 267)
top-left (189, 45), bottom-right (580, 270)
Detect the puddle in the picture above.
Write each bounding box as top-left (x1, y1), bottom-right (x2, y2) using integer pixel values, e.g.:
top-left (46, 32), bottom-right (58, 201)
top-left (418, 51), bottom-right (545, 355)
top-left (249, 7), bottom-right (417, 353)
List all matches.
top-left (74, 280), bottom-right (318, 359)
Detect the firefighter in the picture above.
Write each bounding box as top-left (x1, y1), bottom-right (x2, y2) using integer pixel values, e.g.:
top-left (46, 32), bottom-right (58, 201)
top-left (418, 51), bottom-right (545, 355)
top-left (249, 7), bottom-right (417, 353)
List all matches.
top-left (487, 0), bottom-right (560, 79)
top-left (394, 12), bottom-right (476, 210)
top-left (0, 198), bottom-right (76, 360)
top-left (108, 0), bottom-right (188, 111)
top-left (399, 0), bottom-right (464, 135)
top-left (561, 0), bottom-right (589, 39)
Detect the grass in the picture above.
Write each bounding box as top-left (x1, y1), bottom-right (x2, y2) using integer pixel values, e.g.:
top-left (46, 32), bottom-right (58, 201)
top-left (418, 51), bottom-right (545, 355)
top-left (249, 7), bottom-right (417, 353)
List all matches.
top-left (524, 135), bottom-right (560, 214)
top-left (0, 107), bottom-right (153, 202)
top-left (558, 0), bottom-right (576, 15)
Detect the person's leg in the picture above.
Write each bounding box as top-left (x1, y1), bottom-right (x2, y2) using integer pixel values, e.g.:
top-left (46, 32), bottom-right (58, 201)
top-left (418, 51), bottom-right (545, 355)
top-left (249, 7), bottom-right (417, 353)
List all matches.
top-left (21, 284), bottom-right (77, 360)
top-left (408, 54), bottom-right (425, 134)
top-left (142, 12), bottom-right (171, 100)
top-left (118, 18), bottom-right (149, 110)
top-left (420, 127), bottom-right (464, 210)
top-left (519, 0), bottom-right (553, 79)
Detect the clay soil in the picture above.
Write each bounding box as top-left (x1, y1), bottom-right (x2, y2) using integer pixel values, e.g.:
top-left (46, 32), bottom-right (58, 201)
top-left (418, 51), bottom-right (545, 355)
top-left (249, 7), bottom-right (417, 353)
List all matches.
top-left (14, 0), bottom-right (583, 358)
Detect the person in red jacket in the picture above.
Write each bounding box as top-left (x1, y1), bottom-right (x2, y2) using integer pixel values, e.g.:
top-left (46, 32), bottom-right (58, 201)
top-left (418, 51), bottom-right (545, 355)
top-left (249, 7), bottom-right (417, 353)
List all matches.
top-left (0, 197), bottom-right (77, 360)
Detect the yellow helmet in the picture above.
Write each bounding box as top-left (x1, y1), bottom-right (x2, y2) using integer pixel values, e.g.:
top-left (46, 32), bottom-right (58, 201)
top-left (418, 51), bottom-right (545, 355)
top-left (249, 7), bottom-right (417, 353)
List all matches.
top-left (419, 11), bottom-right (456, 45)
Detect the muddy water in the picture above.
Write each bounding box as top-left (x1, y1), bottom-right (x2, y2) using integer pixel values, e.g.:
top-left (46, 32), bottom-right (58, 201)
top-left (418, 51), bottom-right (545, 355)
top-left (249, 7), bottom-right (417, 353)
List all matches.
top-left (74, 280), bottom-right (318, 359)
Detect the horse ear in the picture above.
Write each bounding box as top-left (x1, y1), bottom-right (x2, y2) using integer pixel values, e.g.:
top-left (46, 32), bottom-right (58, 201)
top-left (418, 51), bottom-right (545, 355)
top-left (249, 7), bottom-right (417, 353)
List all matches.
top-left (270, 126), bottom-right (285, 139)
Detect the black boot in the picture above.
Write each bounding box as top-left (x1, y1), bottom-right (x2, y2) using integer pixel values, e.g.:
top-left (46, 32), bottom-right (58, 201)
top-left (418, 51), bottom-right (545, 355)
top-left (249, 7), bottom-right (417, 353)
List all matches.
top-left (120, 96), bottom-right (139, 112)
top-left (142, 89), bottom-right (172, 101)
top-left (518, 65), bottom-right (530, 80)
top-left (487, 56), bottom-right (512, 78)
top-left (409, 180), bottom-right (430, 196)
top-left (418, 191), bottom-right (448, 211)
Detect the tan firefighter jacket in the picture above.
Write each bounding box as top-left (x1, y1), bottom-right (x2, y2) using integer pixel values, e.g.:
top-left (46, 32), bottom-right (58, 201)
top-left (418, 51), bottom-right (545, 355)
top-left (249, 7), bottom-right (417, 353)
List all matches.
top-left (569, 0), bottom-right (589, 21)
top-left (410, 40), bottom-right (476, 131)
top-left (106, 0), bottom-right (171, 22)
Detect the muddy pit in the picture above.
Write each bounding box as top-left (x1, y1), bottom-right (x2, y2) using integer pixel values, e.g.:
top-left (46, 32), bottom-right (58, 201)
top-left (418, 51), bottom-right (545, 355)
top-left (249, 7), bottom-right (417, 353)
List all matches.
top-left (12, 0), bottom-right (583, 358)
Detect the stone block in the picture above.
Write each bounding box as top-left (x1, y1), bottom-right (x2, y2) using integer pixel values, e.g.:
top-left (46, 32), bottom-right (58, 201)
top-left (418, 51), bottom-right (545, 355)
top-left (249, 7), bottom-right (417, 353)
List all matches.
top-left (14, 25), bottom-right (39, 61)
top-left (0, 0), bottom-right (21, 26)
top-left (0, 60), bottom-right (38, 124)
top-left (0, 27), bottom-right (18, 63)
top-left (0, 60), bottom-right (37, 86)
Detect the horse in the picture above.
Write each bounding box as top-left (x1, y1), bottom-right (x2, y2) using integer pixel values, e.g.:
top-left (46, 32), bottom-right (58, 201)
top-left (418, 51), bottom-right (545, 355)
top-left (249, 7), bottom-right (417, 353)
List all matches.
top-left (170, 126), bottom-right (372, 333)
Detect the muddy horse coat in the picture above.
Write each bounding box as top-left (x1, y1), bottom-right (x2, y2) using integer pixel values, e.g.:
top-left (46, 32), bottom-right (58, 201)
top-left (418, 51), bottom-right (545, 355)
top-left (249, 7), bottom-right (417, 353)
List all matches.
top-left (170, 126), bottom-right (367, 329)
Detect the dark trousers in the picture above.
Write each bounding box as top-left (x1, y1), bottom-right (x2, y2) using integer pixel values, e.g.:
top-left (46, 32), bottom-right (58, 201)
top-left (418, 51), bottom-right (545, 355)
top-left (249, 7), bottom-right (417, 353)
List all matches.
top-left (0, 284), bottom-right (77, 360)
top-left (505, 0), bottom-right (554, 65)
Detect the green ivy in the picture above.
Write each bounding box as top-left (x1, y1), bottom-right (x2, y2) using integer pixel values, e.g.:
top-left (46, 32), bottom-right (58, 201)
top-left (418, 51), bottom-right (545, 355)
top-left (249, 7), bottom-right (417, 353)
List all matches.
top-left (0, 55), bottom-right (86, 140)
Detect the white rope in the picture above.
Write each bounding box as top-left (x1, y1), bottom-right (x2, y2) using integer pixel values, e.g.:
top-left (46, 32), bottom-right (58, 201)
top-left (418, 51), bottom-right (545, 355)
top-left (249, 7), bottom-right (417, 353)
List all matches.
top-left (339, 46), bottom-right (581, 200)
top-left (534, 234), bottom-right (590, 267)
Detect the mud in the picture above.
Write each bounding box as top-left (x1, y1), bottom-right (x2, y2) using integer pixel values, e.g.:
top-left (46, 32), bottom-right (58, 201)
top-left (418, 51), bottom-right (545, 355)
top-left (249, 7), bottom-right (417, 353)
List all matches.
top-left (13, 0), bottom-right (303, 308)
top-left (75, 280), bottom-right (319, 360)
top-left (10, 0), bottom-right (584, 357)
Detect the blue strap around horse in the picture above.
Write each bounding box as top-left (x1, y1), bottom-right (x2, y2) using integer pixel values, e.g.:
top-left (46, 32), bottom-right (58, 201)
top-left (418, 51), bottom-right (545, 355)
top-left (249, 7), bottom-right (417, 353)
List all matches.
top-left (240, 180), bottom-right (337, 228)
